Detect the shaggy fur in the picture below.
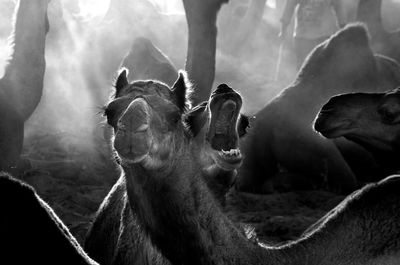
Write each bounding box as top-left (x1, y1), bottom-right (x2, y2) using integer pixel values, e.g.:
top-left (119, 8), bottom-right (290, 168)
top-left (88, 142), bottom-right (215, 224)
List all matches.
top-left (0, 173), bottom-right (97, 264)
top-left (236, 24), bottom-right (400, 194)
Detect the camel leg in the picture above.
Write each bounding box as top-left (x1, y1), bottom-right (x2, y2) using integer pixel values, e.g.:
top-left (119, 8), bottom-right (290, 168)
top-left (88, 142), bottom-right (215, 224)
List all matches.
top-left (182, 0), bottom-right (227, 105)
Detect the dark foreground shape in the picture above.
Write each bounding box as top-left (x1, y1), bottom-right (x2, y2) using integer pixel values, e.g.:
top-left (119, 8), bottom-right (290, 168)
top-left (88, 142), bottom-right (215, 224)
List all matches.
top-left (0, 0), bottom-right (49, 172)
top-left (109, 71), bottom-right (400, 264)
top-left (314, 87), bottom-right (400, 173)
top-left (84, 70), bottom-right (248, 265)
top-left (0, 173), bottom-right (97, 265)
top-left (237, 24), bottom-right (400, 194)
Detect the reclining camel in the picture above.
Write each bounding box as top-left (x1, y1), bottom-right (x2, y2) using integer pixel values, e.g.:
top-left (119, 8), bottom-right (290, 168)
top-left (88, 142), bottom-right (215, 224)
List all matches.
top-left (0, 173), bottom-right (98, 264)
top-left (107, 71), bottom-right (400, 265)
top-left (236, 24), bottom-right (400, 194)
top-left (314, 87), bottom-right (400, 174)
top-left (84, 70), bottom-right (248, 265)
top-left (0, 0), bottom-right (49, 172)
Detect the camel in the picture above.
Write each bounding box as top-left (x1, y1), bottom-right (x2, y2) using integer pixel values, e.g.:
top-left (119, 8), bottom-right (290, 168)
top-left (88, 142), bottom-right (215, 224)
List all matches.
top-left (236, 24), bottom-right (400, 194)
top-left (0, 173), bottom-right (98, 264)
top-left (314, 87), bottom-right (400, 174)
top-left (120, 37), bottom-right (178, 87)
top-left (357, 0), bottom-right (400, 62)
top-left (110, 69), bottom-right (400, 264)
top-left (0, 0), bottom-right (49, 172)
top-left (84, 70), bottom-right (248, 265)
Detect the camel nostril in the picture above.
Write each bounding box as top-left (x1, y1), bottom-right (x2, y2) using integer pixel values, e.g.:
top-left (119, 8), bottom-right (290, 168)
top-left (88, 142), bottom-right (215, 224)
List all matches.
top-left (119, 98), bottom-right (151, 132)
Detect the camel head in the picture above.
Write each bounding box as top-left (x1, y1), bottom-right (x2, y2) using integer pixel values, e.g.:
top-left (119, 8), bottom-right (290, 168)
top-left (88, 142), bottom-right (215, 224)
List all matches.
top-left (314, 88), bottom-right (400, 154)
top-left (186, 84), bottom-right (249, 171)
top-left (105, 69), bottom-right (191, 169)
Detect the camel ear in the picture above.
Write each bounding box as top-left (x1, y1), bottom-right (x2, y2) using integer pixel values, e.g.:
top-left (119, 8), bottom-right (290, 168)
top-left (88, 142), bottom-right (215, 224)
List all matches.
top-left (238, 114), bottom-right (254, 137)
top-left (114, 68), bottom-right (129, 98)
top-left (172, 71), bottom-right (192, 111)
top-left (185, 101), bottom-right (208, 136)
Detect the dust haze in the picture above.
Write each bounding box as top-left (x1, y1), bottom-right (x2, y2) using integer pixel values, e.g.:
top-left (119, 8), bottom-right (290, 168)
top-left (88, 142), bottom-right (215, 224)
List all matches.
top-left (1, 0), bottom-right (400, 155)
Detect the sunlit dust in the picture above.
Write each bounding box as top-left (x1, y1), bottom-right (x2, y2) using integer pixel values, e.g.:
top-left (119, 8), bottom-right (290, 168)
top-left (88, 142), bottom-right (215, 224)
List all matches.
top-left (78, 0), bottom-right (110, 19)
top-left (267, 0), bottom-right (276, 9)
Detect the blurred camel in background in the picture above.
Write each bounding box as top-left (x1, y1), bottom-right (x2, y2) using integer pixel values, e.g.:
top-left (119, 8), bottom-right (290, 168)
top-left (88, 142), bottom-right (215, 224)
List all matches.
top-left (120, 37), bottom-right (178, 87)
top-left (236, 24), bottom-right (400, 194)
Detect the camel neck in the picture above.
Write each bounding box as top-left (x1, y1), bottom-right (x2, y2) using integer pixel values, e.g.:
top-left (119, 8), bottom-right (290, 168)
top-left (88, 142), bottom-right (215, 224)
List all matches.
top-left (121, 149), bottom-right (324, 265)
top-left (3, 0), bottom-right (48, 120)
top-left (121, 149), bottom-right (261, 264)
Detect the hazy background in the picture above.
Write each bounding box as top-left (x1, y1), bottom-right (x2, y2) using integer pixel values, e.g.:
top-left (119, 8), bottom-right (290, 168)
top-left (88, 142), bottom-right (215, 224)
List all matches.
top-left (1, 0), bottom-right (400, 162)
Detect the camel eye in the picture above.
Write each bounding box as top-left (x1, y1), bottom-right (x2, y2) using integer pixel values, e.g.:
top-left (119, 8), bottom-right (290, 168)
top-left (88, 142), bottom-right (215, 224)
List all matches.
top-left (378, 107), bottom-right (396, 124)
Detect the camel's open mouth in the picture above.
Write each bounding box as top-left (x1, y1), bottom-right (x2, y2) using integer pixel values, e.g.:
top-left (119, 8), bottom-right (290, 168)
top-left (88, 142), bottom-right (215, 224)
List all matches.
top-left (207, 88), bottom-right (243, 170)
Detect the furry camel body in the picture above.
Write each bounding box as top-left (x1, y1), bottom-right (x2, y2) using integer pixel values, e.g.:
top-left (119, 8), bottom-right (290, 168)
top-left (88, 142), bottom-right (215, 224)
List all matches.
top-left (0, 0), bottom-right (49, 172)
top-left (84, 71), bottom-right (247, 265)
top-left (236, 24), bottom-right (400, 194)
top-left (357, 0), bottom-right (400, 62)
top-left (0, 173), bottom-right (98, 264)
top-left (108, 69), bottom-right (400, 265)
top-left (315, 87), bottom-right (400, 173)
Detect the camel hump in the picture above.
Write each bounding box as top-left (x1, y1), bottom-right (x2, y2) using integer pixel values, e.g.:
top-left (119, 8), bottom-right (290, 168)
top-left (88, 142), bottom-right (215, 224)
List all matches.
top-left (121, 37), bottom-right (178, 86)
top-left (328, 23), bottom-right (370, 48)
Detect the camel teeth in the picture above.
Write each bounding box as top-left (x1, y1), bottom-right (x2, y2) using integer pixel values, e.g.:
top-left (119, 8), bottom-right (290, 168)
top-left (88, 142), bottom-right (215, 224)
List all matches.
top-left (219, 148), bottom-right (241, 158)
